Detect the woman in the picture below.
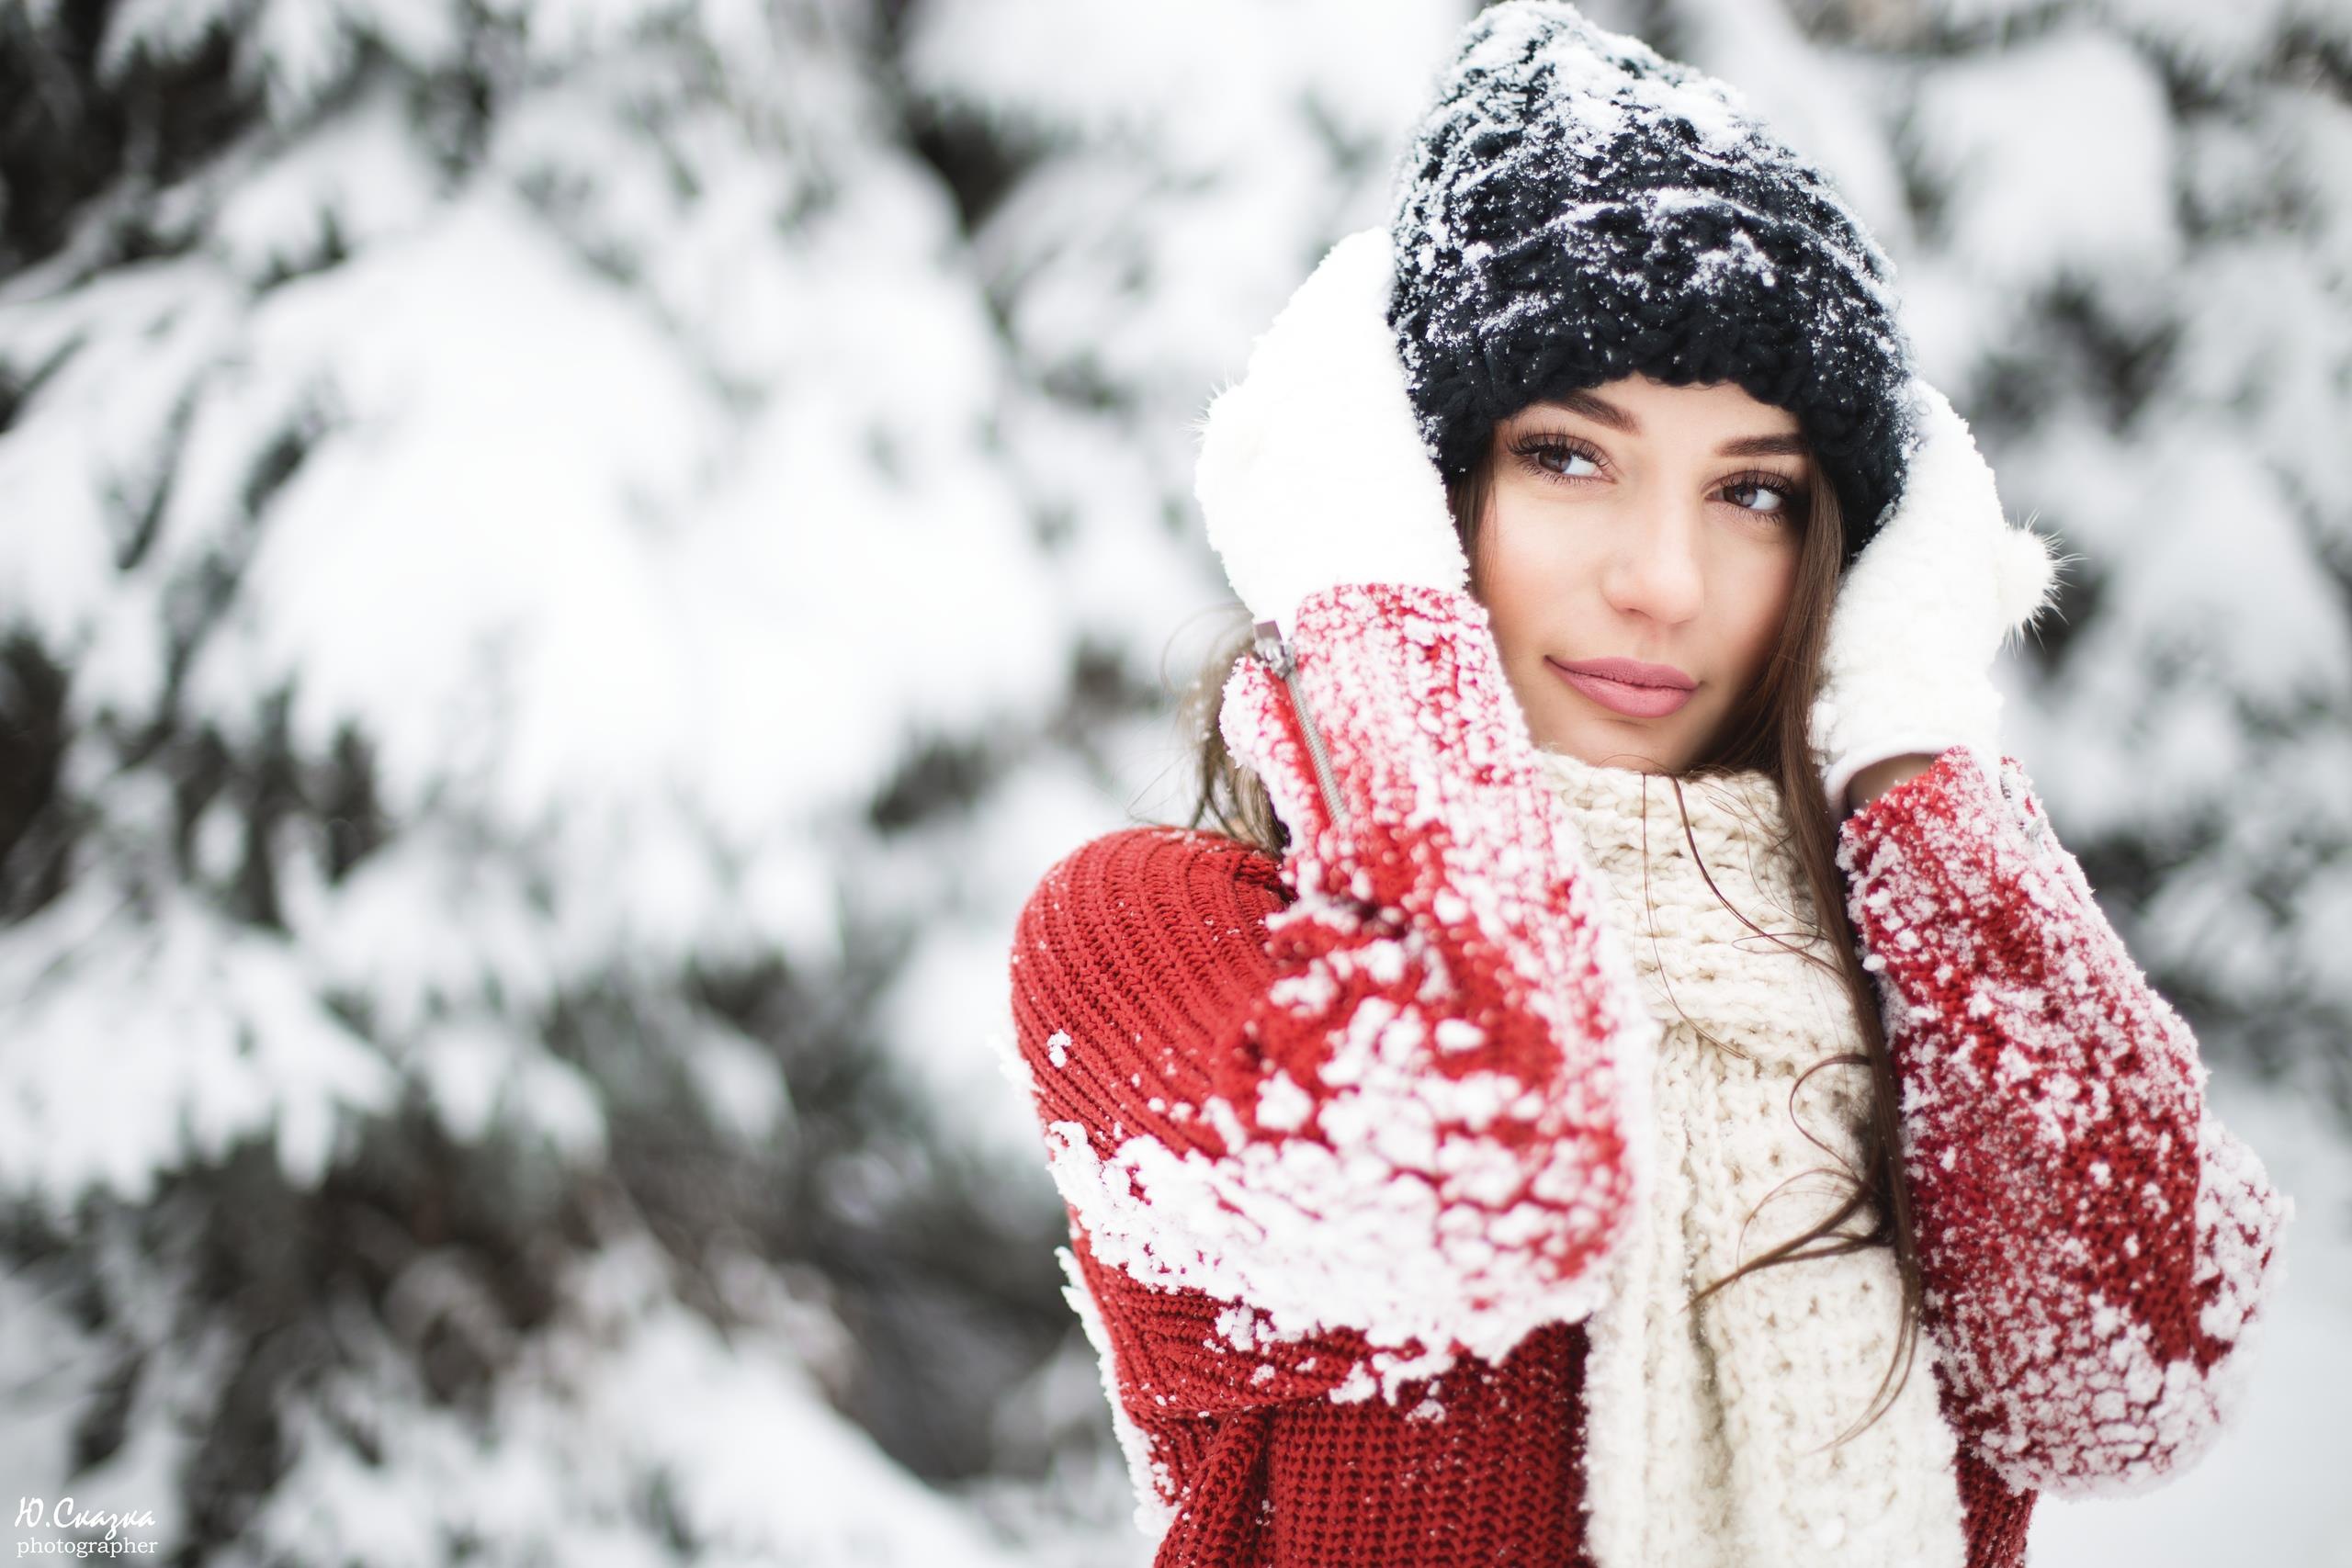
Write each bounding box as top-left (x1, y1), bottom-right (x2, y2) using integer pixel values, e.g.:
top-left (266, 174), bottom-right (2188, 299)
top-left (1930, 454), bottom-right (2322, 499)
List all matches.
top-left (1003, 6), bottom-right (2290, 1565)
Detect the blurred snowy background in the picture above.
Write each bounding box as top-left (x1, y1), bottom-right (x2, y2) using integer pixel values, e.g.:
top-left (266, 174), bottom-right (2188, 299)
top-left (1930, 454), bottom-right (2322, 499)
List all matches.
top-left (0, 0), bottom-right (2346, 1562)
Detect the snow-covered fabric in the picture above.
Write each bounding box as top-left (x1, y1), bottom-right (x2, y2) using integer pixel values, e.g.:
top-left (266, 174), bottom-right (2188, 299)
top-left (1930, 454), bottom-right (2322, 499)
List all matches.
top-left (1003, 578), bottom-right (2290, 1566)
top-left (1837, 745), bottom-right (2294, 1496)
top-left (1037, 581), bottom-right (1658, 1375)
top-left (1194, 229), bottom-right (1465, 642)
top-left (1386, 0), bottom-right (1917, 556)
top-left (1535, 746), bottom-right (1969, 1568)
top-left (1811, 379), bottom-right (2068, 818)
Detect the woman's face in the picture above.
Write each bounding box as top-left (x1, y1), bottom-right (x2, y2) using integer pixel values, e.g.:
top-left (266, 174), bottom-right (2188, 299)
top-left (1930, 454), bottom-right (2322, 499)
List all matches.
top-left (1472, 374), bottom-right (1811, 773)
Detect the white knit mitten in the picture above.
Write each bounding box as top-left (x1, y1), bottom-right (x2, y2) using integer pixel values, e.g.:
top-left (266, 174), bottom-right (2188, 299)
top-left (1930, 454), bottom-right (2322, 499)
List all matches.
top-left (1811, 379), bottom-right (2065, 817)
top-left (1194, 227), bottom-right (1469, 642)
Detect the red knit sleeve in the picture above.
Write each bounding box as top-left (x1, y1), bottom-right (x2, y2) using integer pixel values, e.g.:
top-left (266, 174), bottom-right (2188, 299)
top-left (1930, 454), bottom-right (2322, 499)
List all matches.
top-left (1008, 582), bottom-right (1653, 1395)
top-left (1017, 827), bottom-right (1415, 1405)
top-left (1835, 744), bottom-right (2291, 1497)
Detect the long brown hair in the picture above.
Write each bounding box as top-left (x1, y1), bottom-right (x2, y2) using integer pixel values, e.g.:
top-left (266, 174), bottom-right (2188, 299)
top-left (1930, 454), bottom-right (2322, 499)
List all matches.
top-left (1175, 427), bottom-right (1926, 1451)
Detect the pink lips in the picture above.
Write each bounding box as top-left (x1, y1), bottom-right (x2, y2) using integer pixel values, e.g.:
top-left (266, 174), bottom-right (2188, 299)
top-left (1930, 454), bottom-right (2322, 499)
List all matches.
top-left (1547, 655), bottom-right (1697, 718)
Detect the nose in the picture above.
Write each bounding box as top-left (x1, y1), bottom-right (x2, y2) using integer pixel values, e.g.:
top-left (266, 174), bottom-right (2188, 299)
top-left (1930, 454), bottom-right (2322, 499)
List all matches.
top-left (1598, 500), bottom-right (1706, 626)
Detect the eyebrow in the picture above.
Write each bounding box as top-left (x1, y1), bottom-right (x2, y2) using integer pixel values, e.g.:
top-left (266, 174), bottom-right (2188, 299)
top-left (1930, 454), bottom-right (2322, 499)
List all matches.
top-left (1538, 389), bottom-right (1811, 458)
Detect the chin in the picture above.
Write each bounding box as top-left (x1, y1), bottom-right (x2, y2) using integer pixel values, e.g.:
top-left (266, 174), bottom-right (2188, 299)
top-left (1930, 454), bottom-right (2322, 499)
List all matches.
top-left (1511, 670), bottom-right (1702, 772)
top-left (1544, 713), bottom-right (1685, 773)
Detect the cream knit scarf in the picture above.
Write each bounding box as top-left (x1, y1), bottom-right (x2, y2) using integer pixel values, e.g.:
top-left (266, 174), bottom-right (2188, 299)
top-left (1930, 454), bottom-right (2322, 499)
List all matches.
top-left (1534, 747), bottom-right (1971, 1568)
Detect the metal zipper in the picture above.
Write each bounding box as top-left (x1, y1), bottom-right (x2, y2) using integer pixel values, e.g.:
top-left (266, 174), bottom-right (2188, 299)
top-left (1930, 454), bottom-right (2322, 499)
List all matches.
top-left (1253, 618), bottom-right (1347, 828)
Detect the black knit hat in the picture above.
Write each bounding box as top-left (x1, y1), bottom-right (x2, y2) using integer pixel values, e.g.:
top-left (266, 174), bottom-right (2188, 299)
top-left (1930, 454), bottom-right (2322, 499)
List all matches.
top-left (1387, 0), bottom-right (1918, 564)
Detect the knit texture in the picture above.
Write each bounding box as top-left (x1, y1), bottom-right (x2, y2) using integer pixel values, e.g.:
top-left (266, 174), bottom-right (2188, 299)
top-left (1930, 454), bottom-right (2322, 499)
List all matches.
top-left (1534, 748), bottom-right (1967, 1566)
top-left (1036, 583), bottom-right (1657, 1376)
top-left (1002, 583), bottom-right (2289, 1567)
top-left (1838, 748), bottom-right (2292, 1494)
top-left (1386, 0), bottom-right (1919, 562)
top-left (1022, 825), bottom-right (1600, 1565)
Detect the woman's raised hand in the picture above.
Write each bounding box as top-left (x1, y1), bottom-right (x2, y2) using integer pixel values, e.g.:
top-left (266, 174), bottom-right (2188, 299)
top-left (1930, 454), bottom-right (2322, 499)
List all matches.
top-left (1194, 227), bottom-right (1470, 643)
top-left (1811, 378), bottom-right (2066, 817)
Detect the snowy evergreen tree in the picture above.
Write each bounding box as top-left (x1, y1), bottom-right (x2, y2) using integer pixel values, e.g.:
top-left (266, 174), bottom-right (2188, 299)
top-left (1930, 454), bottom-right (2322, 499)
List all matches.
top-left (1859, 0), bottom-right (2352, 1103)
top-left (1, 0), bottom-right (2344, 1562)
top-left (0, 0), bottom-right (1083, 1559)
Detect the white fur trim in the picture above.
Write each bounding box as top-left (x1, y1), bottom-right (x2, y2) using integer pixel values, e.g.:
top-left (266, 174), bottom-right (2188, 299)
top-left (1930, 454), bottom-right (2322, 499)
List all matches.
top-left (1193, 228), bottom-right (1470, 640)
top-left (1813, 379), bottom-right (2064, 819)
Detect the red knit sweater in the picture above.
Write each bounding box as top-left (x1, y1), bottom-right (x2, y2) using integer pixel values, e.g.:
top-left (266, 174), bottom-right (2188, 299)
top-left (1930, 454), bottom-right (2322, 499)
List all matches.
top-left (1005, 581), bottom-right (2287, 1568)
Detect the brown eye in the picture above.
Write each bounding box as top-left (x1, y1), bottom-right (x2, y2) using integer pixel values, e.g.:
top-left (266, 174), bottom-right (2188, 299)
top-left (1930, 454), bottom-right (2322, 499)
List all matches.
top-left (1723, 474), bottom-right (1804, 517)
top-left (1508, 434), bottom-right (1603, 483)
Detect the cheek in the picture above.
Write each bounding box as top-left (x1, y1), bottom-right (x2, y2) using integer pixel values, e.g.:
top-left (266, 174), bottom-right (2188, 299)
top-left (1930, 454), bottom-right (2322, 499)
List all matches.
top-left (1722, 550), bottom-right (1802, 677)
top-left (1476, 501), bottom-right (1597, 635)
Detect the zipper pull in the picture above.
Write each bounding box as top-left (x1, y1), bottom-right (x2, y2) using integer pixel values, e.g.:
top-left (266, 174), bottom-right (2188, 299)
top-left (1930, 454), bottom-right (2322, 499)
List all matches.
top-left (1251, 618), bottom-right (1293, 678)
top-left (1253, 617), bottom-right (1347, 829)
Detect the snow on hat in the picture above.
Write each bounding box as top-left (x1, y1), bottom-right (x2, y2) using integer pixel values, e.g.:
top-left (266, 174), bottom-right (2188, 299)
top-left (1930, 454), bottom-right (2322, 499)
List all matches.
top-left (1387, 0), bottom-right (1919, 564)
